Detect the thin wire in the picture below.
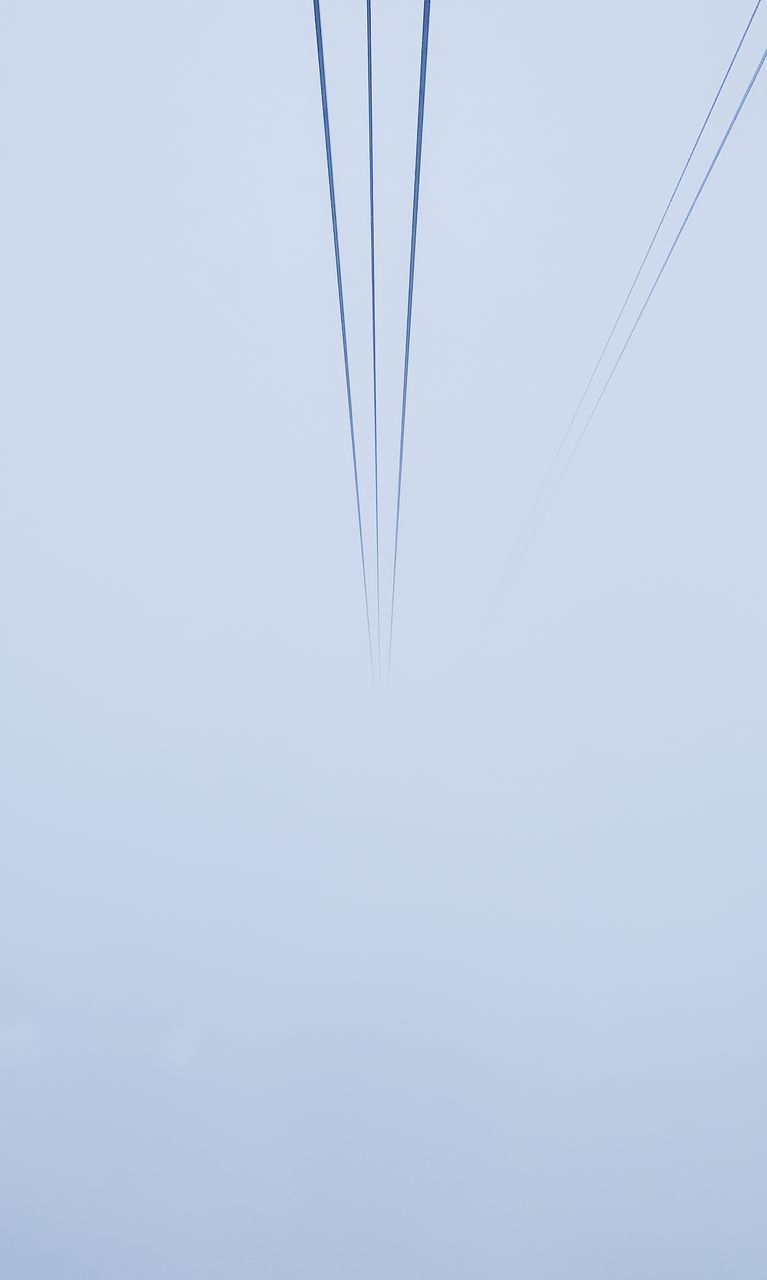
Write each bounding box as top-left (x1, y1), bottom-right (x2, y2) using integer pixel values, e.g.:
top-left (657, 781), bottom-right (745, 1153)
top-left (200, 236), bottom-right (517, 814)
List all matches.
top-left (312, 0), bottom-right (374, 676)
top-left (553, 44), bottom-right (767, 496)
top-left (366, 0), bottom-right (381, 675)
top-left (536, 0), bottom-right (764, 506)
top-left (388, 0), bottom-right (432, 674)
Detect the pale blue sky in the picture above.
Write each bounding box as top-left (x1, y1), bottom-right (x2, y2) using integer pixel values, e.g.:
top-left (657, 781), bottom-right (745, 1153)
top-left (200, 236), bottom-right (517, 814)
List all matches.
top-left (1, 2), bottom-right (766, 1275)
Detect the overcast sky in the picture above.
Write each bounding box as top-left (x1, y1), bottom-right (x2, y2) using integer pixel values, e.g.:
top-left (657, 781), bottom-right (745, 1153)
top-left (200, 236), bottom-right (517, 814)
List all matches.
top-left (2, 2), bottom-right (766, 1276)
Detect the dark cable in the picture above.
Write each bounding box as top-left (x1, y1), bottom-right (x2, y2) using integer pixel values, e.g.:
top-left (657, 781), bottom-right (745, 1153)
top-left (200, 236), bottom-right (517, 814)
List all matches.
top-left (388, 0), bottom-right (432, 673)
top-left (537, 0), bottom-right (764, 503)
top-left (366, 0), bottom-right (381, 674)
top-left (312, 0), bottom-right (374, 675)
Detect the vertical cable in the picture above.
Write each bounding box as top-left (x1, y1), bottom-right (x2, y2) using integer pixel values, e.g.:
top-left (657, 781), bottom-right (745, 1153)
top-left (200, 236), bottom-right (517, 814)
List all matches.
top-left (366, 0), bottom-right (381, 673)
top-left (313, 0), bottom-right (374, 674)
top-left (388, 0), bottom-right (432, 674)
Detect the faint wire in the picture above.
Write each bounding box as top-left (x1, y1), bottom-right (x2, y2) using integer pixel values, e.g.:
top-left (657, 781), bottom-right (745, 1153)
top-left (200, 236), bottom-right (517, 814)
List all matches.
top-left (552, 44), bottom-right (767, 496)
top-left (387, 0), bottom-right (432, 675)
top-left (312, 0), bottom-right (374, 675)
top-left (536, 0), bottom-right (764, 506)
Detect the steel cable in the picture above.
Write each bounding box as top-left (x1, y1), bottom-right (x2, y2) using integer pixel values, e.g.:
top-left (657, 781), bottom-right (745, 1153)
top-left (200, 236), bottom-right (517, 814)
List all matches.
top-left (388, 0), bottom-right (432, 674)
top-left (312, 0), bottom-right (374, 674)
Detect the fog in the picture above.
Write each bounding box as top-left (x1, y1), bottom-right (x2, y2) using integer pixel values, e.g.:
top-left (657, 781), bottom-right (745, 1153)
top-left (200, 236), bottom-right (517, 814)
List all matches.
top-left (2, 1), bottom-right (766, 1275)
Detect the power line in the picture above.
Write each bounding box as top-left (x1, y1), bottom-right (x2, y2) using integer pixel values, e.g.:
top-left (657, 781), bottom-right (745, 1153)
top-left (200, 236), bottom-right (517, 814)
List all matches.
top-left (366, 0), bottom-right (381, 674)
top-left (312, 0), bottom-right (374, 675)
top-left (388, 0), bottom-right (432, 674)
top-left (536, 0), bottom-right (764, 506)
top-left (554, 43), bottom-right (767, 493)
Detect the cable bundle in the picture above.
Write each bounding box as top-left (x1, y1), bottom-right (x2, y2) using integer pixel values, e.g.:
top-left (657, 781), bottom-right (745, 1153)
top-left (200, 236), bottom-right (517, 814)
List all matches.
top-left (311, 2), bottom-right (765, 679)
top-left (312, 0), bottom-right (432, 683)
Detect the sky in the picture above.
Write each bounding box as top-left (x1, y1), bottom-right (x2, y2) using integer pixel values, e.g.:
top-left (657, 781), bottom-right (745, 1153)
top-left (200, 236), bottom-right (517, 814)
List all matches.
top-left (1, 1), bottom-right (766, 1276)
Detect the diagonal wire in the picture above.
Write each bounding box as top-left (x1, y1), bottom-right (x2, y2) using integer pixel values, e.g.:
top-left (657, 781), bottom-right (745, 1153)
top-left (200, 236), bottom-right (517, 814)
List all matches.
top-left (536, 0), bottom-right (764, 507)
top-left (388, 0), bottom-right (432, 675)
top-left (366, 0), bottom-right (381, 674)
top-left (312, 0), bottom-right (374, 675)
top-left (552, 44), bottom-right (767, 496)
